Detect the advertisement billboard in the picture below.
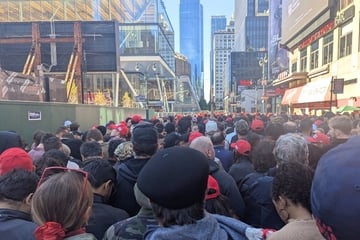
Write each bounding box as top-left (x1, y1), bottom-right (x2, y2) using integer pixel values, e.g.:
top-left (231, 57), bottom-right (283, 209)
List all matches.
top-left (281, 0), bottom-right (330, 45)
top-left (269, 0), bottom-right (289, 81)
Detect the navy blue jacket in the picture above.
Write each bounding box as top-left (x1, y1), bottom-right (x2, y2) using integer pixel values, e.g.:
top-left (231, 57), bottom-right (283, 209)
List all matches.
top-left (111, 157), bottom-right (150, 216)
top-left (0, 208), bottom-right (37, 239)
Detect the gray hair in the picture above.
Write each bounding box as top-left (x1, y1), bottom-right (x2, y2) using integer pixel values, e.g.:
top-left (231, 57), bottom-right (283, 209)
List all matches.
top-left (273, 133), bottom-right (309, 165)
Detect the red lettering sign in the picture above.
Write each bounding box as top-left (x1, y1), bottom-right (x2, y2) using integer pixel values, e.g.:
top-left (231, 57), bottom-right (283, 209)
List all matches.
top-left (298, 21), bottom-right (335, 50)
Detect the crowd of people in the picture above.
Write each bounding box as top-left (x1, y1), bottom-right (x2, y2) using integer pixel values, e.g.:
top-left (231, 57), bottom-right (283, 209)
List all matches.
top-left (0, 110), bottom-right (360, 240)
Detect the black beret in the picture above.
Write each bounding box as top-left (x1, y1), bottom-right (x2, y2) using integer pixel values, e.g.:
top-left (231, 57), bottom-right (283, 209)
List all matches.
top-left (137, 146), bottom-right (209, 209)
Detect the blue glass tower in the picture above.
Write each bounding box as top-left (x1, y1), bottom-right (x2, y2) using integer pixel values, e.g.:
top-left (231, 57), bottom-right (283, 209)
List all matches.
top-left (180, 0), bottom-right (204, 99)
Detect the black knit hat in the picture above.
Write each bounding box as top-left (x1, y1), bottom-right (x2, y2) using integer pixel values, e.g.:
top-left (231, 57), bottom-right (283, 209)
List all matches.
top-left (137, 146), bottom-right (209, 209)
top-left (131, 122), bottom-right (158, 145)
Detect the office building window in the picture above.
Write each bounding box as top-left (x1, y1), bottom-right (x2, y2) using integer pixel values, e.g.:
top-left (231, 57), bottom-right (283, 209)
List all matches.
top-left (323, 32), bottom-right (333, 65)
top-left (339, 22), bottom-right (352, 58)
top-left (300, 49), bottom-right (307, 72)
top-left (340, 0), bottom-right (353, 10)
top-left (310, 41), bottom-right (319, 70)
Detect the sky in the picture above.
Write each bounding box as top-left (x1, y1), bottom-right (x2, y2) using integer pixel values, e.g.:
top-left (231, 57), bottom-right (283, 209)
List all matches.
top-left (162, 0), bottom-right (235, 101)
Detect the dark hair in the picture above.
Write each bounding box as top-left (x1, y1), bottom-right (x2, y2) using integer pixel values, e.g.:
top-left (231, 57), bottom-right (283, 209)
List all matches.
top-left (32, 130), bottom-right (46, 147)
top-left (251, 139), bottom-right (276, 173)
top-left (80, 141), bottom-right (103, 160)
top-left (165, 122), bottom-right (176, 134)
top-left (96, 126), bottom-right (107, 136)
top-left (55, 127), bottom-right (68, 136)
top-left (69, 122), bottom-right (80, 132)
top-left (86, 129), bottom-right (103, 142)
top-left (151, 200), bottom-right (205, 227)
top-left (210, 131), bottom-right (225, 145)
top-left (272, 162), bottom-right (314, 213)
top-left (0, 169), bottom-right (38, 202)
top-left (42, 134), bottom-right (62, 152)
top-left (34, 150), bottom-right (69, 177)
top-left (82, 160), bottom-right (116, 188)
top-left (265, 123), bottom-right (285, 141)
top-left (205, 194), bottom-right (235, 218)
top-left (197, 123), bottom-right (205, 135)
top-left (307, 144), bottom-right (324, 170)
top-left (177, 117), bottom-right (192, 134)
top-left (132, 143), bottom-right (158, 157)
top-left (163, 132), bottom-right (181, 148)
top-left (108, 139), bottom-right (124, 159)
top-left (300, 118), bottom-right (313, 132)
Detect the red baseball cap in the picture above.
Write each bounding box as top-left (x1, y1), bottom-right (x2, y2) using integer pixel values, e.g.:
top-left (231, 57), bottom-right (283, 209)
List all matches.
top-left (231, 139), bottom-right (251, 156)
top-left (0, 147), bottom-right (34, 175)
top-left (206, 175), bottom-right (220, 200)
top-left (251, 119), bottom-right (264, 131)
top-left (188, 131), bottom-right (203, 143)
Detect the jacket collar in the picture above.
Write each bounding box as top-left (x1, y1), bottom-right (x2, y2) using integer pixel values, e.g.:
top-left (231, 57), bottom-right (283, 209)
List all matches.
top-left (0, 208), bottom-right (32, 222)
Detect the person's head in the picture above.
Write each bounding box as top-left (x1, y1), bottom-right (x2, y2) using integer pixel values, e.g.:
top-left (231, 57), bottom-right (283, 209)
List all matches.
top-left (311, 136), bottom-right (360, 240)
top-left (108, 139), bottom-right (125, 160)
top-left (137, 147), bottom-right (209, 227)
top-left (34, 150), bottom-right (68, 177)
top-left (114, 141), bottom-right (134, 161)
top-left (55, 126), bottom-right (68, 139)
top-left (283, 121), bottom-right (298, 133)
top-left (251, 139), bottom-right (276, 173)
top-left (85, 128), bottom-right (104, 142)
top-left (273, 133), bottom-right (309, 165)
top-left (82, 160), bottom-right (116, 200)
top-left (205, 175), bottom-right (234, 218)
top-left (0, 147), bottom-right (35, 175)
top-left (299, 118), bottom-right (313, 135)
top-left (231, 139), bottom-right (251, 162)
top-left (0, 169), bottom-right (38, 213)
top-left (131, 122), bottom-right (158, 157)
top-left (32, 130), bottom-right (46, 147)
top-left (80, 141), bottom-right (103, 161)
top-left (32, 168), bottom-right (93, 238)
top-left (177, 117), bottom-right (192, 134)
top-left (205, 120), bottom-right (218, 136)
top-left (188, 131), bottom-right (204, 144)
top-left (251, 119), bottom-right (265, 134)
top-left (235, 119), bottom-right (250, 136)
top-left (0, 131), bottom-right (23, 154)
top-left (328, 115), bottom-right (353, 139)
top-left (209, 131), bottom-right (225, 146)
top-left (272, 161), bottom-right (314, 223)
top-left (189, 136), bottom-right (215, 160)
top-left (42, 133), bottom-right (62, 152)
top-left (69, 122), bottom-right (80, 132)
top-left (164, 122), bottom-right (176, 134)
top-left (265, 123), bottom-right (285, 141)
top-left (163, 132), bottom-right (182, 148)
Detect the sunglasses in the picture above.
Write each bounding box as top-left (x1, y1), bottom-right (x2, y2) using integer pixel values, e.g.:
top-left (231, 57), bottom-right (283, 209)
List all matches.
top-left (37, 167), bottom-right (89, 203)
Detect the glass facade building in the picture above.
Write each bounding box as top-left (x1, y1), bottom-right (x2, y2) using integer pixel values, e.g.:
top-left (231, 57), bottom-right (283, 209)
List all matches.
top-left (179, 0), bottom-right (204, 99)
top-left (0, 0), bottom-right (189, 110)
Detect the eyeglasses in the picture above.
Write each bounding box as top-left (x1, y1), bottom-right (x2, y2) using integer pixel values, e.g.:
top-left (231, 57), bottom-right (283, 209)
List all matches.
top-left (37, 167), bottom-right (89, 204)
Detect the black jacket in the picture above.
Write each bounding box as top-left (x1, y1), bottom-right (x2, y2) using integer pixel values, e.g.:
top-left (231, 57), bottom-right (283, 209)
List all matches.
top-left (239, 172), bottom-right (284, 229)
top-left (86, 194), bottom-right (129, 239)
top-left (0, 208), bottom-right (37, 240)
top-left (209, 160), bottom-right (246, 219)
top-left (110, 157), bottom-right (150, 216)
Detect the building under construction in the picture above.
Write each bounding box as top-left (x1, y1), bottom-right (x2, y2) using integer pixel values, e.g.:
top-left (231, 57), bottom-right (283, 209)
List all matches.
top-left (0, 0), bottom-right (200, 113)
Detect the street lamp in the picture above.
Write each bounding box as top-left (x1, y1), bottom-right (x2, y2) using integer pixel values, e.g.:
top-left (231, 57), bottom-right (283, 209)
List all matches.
top-left (259, 55), bottom-right (268, 113)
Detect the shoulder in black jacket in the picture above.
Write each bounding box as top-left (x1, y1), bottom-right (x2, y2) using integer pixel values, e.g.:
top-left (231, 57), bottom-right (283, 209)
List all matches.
top-left (110, 157), bottom-right (150, 216)
top-left (0, 208), bottom-right (37, 240)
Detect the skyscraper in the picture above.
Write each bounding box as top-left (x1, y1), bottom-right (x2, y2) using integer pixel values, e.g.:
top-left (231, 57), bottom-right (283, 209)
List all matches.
top-left (180, 0), bottom-right (204, 100)
top-left (213, 19), bottom-right (235, 109)
top-left (234, 0), bottom-right (269, 51)
top-left (210, 16), bottom-right (227, 100)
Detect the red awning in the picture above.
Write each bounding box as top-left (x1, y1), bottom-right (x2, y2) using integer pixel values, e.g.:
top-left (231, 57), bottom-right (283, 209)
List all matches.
top-left (281, 86), bottom-right (303, 105)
